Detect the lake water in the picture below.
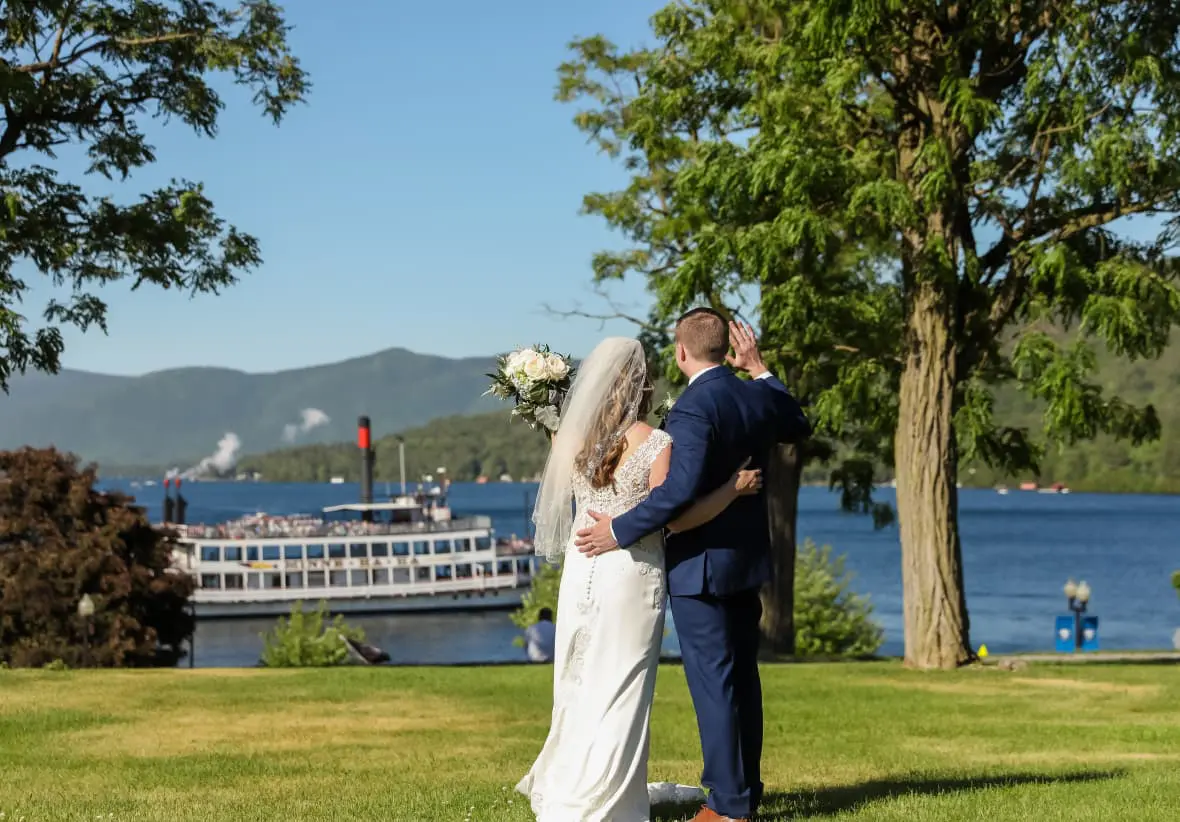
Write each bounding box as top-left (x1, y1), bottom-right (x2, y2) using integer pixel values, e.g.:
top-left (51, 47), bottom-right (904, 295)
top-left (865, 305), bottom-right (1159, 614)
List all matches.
top-left (103, 480), bottom-right (1180, 666)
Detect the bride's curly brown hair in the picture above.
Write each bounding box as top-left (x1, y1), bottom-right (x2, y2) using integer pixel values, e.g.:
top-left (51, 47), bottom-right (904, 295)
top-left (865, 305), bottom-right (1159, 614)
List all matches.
top-left (575, 372), bottom-right (655, 489)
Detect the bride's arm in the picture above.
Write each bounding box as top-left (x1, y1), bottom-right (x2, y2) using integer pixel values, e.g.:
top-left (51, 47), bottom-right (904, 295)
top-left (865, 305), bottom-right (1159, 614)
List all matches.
top-left (648, 450), bottom-right (762, 534)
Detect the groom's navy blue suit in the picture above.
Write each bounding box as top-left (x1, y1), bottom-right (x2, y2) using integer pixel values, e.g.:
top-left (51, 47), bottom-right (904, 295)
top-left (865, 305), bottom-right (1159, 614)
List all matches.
top-left (612, 366), bottom-right (810, 819)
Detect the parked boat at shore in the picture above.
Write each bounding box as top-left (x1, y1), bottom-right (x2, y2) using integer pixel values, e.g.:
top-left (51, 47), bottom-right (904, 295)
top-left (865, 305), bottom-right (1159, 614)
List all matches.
top-left (162, 416), bottom-right (540, 619)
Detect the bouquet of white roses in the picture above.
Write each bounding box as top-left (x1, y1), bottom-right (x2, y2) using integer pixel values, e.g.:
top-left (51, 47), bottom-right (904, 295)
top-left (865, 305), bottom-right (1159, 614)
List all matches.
top-left (485, 344), bottom-right (576, 433)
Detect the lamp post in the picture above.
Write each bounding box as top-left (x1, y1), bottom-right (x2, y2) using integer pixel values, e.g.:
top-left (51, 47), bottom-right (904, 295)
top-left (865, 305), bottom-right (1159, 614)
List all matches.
top-left (397, 437), bottom-right (406, 496)
top-left (189, 597), bottom-right (197, 669)
top-left (1063, 579), bottom-right (1091, 652)
top-left (77, 593), bottom-right (95, 666)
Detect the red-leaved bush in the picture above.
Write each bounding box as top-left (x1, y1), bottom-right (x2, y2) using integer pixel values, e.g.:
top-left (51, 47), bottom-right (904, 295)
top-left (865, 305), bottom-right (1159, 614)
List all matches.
top-left (0, 447), bottom-right (193, 667)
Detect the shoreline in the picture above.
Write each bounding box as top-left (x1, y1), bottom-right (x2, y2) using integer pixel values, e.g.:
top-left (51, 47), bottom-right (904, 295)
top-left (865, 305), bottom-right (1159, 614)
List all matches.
top-left (97, 475), bottom-right (1180, 498)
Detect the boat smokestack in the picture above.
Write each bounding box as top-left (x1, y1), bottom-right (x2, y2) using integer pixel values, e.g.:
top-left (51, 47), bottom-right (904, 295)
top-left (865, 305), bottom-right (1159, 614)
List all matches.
top-left (358, 416), bottom-right (374, 517)
top-left (175, 478), bottom-right (187, 525)
top-left (163, 477), bottom-right (174, 524)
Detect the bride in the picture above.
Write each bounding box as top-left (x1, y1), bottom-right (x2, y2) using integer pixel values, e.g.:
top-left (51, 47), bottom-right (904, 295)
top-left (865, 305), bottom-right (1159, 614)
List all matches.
top-left (516, 337), bottom-right (761, 821)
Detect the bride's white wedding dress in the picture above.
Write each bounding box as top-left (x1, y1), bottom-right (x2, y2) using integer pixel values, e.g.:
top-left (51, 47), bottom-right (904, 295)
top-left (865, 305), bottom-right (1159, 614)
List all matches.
top-left (517, 428), bottom-right (702, 821)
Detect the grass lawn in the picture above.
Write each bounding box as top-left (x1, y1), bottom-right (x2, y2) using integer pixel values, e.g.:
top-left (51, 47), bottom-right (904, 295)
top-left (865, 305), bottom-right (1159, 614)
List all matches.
top-left (1, 662), bottom-right (1178, 821)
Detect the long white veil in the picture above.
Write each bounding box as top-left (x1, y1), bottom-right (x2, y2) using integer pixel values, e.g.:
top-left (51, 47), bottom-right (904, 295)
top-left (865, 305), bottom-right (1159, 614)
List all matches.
top-left (531, 337), bottom-right (648, 562)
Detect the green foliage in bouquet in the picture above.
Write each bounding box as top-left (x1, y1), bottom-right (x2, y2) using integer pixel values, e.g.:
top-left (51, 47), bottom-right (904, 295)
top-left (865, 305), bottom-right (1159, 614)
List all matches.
top-left (486, 344), bottom-right (576, 432)
top-left (1172, 570), bottom-right (1179, 600)
top-left (260, 601), bottom-right (366, 668)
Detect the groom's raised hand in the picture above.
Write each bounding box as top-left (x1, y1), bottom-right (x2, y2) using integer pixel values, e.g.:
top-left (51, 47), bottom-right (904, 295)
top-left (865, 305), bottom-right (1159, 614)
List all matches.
top-left (726, 320), bottom-right (770, 378)
top-left (575, 510), bottom-right (618, 556)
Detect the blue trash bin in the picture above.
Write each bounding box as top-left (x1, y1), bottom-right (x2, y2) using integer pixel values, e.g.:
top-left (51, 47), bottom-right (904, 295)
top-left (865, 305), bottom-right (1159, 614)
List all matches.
top-left (1081, 616), bottom-right (1099, 651)
top-left (1054, 615), bottom-right (1074, 652)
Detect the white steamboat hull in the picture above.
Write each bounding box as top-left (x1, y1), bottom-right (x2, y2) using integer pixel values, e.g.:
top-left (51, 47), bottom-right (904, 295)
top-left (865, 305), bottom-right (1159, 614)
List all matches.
top-left (194, 585), bottom-right (527, 619)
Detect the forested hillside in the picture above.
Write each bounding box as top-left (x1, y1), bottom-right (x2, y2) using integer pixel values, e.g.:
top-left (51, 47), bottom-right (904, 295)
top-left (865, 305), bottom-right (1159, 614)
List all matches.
top-left (238, 412), bottom-right (551, 483)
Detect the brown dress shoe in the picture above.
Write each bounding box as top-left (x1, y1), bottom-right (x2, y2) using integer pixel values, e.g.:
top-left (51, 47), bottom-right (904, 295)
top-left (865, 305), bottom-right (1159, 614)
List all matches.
top-left (691, 805), bottom-right (749, 822)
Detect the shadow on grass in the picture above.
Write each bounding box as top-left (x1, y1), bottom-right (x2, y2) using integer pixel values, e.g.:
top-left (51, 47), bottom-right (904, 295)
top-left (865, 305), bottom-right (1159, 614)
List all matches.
top-left (759, 770), bottom-right (1122, 820)
top-left (652, 770), bottom-right (1121, 821)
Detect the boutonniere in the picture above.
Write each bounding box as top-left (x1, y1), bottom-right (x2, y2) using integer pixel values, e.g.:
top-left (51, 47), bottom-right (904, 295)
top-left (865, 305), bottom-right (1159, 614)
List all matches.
top-left (653, 392), bottom-right (679, 425)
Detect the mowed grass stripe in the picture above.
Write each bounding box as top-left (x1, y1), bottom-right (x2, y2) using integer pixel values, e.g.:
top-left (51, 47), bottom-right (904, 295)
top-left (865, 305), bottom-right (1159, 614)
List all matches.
top-left (0, 662), bottom-right (1177, 821)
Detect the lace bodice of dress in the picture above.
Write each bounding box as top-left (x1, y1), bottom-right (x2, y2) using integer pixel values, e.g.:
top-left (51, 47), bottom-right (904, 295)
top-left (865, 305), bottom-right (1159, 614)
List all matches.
top-left (571, 429), bottom-right (672, 542)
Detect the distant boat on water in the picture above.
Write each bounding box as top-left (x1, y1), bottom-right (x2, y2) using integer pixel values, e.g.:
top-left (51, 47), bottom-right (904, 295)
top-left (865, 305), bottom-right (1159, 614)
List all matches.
top-left (1000, 482), bottom-right (1070, 494)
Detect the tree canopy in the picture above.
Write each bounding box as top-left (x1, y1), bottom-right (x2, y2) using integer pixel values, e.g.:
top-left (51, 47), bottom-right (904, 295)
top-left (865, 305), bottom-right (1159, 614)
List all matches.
top-left (0, 0), bottom-right (308, 391)
top-left (557, 20), bottom-right (902, 653)
top-left (561, 1), bottom-right (1180, 668)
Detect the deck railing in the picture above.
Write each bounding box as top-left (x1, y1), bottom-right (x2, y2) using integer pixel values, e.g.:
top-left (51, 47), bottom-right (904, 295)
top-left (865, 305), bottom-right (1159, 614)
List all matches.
top-left (192, 573), bottom-right (524, 603)
top-left (173, 515), bottom-right (493, 541)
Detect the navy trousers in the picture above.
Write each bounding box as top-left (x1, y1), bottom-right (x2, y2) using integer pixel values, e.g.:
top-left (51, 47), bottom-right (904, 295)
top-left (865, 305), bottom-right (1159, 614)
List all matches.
top-left (670, 588), bottom-right (764, 818)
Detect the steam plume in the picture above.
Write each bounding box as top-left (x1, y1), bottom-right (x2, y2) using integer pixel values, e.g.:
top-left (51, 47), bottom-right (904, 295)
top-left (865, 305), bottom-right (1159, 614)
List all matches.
top-left (282, 407), bottom-right (331, 443)
top-left (182, 432), bottom-right (241, 479)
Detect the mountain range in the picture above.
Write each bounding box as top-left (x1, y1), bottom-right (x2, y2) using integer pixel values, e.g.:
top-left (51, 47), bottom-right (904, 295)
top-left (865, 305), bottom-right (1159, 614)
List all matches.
top-left (0, 348), bottom-right (502, 470)
top-left (4, 335), bottom-right (1180, 493)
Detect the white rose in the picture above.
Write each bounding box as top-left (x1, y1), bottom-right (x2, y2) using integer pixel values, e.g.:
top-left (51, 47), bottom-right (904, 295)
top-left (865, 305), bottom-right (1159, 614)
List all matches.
top-left (544, 353), bottom-right (569, 380)
top-left (505, 348), bottom-right (531, 373)
top-left (504, 349), bottom-right (534, 389)
top-left (522, 351), bottom-right (548, 382)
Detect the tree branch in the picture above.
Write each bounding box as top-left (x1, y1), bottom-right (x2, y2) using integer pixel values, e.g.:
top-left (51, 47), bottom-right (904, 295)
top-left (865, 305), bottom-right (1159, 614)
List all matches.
top-left (541, 291), bottom-right (666, 333)
top-left (1054, 198), bottom-right (1169, 241)
top-left (984, 194), bottom-right (1174, 337)
top-left (15, 31), bottom-right (203, 75)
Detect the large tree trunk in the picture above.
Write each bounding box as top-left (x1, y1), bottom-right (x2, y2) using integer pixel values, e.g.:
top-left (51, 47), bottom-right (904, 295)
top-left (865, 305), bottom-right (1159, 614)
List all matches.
top-left (894, 282), bottom-right (973, 669)
top-left (760, 442), bottom-right (804, 654)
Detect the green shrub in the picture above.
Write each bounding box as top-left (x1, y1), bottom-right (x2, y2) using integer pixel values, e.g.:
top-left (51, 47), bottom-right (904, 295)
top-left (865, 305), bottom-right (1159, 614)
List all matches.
top-left (510, 562), bottom-right (562, 646)
top-left (794, 539), bottom-right (884, 657)
top-left (259, 601), bottom-right (366, 667)
top-left (1172, 570), bottom-right (1179, 599)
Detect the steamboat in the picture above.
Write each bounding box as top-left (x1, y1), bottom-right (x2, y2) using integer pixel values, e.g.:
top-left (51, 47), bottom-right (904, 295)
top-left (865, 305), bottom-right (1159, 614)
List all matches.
top-left (165, 416), bottom-right (538, 619)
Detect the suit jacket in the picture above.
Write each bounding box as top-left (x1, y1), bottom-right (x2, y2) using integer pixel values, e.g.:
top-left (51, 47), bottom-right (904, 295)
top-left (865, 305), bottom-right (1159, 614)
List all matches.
top-left (612, 368), bottom-right (810, 596)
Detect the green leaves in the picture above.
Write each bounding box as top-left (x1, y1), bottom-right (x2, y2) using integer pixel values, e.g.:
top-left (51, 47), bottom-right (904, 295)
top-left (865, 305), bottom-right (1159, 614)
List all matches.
top-left (793, 539), bottom-right (884, 657)
top-left (1012, 331), bottom-right (1161, 447)
top-left (0, 1), bottom-right (308, 391)
top-left (260, 601), bottom-right (366, 668)
top-left (510, 562), bottom-right (562, 637)
top-left (562, 0), bottom-right (1180, 506)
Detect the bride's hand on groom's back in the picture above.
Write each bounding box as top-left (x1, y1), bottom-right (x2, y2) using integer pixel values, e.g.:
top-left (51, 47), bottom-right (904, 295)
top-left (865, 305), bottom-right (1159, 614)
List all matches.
top-left (731, 457), bottom-right (762, 496)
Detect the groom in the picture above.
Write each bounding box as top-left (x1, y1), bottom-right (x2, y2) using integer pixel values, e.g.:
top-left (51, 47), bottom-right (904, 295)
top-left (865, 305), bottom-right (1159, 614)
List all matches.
top-left (575, 308), bottom-right (810, 822)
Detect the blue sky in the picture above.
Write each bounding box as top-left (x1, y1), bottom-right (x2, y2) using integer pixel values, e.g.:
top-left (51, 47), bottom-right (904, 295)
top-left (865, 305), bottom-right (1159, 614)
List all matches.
top-left (23, 0), bottom-right (667, 376)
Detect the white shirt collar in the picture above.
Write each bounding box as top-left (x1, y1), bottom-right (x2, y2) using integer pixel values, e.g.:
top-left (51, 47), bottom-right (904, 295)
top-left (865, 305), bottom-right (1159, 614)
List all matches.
top-left (688, 365), bottom-right (722, 386)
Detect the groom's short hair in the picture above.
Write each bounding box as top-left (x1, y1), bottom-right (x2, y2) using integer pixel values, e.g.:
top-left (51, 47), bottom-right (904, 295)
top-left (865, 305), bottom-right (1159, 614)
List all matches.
top-left (676, 307), bottom-right (729, 363)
